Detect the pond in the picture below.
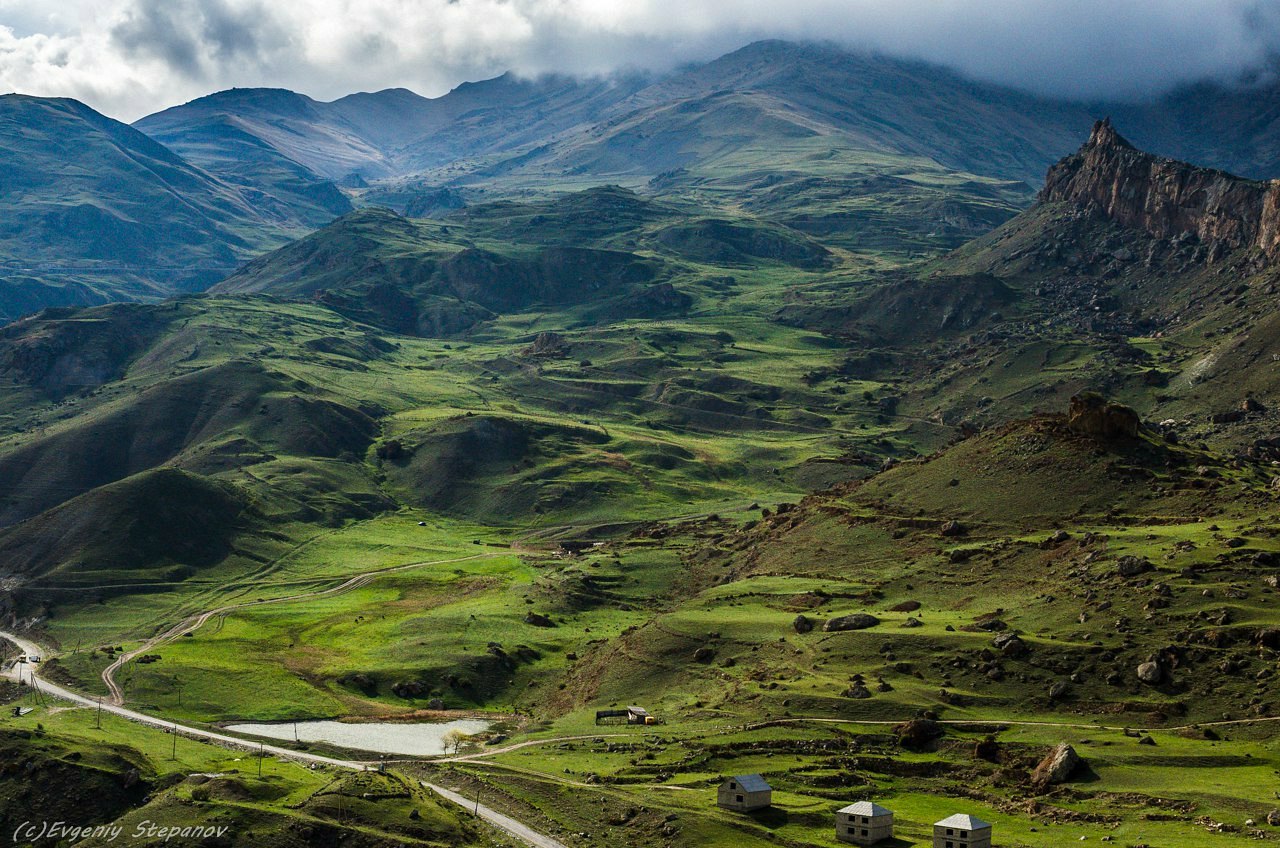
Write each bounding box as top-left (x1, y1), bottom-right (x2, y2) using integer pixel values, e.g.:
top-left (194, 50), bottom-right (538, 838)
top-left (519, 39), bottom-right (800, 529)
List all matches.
top-left (224, 718), bottom-right (492, 757)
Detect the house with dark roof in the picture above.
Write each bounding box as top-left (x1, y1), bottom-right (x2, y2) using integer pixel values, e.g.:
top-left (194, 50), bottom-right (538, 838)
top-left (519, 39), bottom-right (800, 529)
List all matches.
top-left (717, 774), bottom-right (772, 811)
top-left (836, 801), bottom-right (894, 844)
top-left (933, 813), bottom-right (992, 848)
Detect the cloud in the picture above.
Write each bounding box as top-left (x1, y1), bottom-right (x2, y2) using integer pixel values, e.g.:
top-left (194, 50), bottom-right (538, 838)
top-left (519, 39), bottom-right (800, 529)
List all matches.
top-left (0, 0), bottom-right (1278, 121)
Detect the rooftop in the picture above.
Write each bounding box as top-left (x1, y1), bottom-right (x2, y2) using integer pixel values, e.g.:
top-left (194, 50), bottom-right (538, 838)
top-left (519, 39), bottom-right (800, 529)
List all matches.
top-left (838, 801), bottom-right (893, 817)
top-left (935, 813), bottom-right (992, 830)
top-left (728, 774), bottom-right (771, 793)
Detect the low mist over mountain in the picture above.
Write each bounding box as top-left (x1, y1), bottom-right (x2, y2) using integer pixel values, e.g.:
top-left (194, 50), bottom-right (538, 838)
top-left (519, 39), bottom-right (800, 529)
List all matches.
top-left (5, 40), bottom-right (1280, 324)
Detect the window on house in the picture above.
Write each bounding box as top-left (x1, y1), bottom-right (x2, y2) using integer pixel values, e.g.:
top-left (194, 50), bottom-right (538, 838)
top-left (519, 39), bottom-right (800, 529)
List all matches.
top-left (736, 795), bottom-right (743, 803)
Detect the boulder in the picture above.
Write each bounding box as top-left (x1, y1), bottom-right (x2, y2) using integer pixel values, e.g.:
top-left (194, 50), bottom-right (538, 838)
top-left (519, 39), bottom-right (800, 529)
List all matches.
top-left (524, 612), bottom-right (556, 628)
top-left (692, 647), bottom-right (716, 664)
top-left (845, 683), bottom-right (873, 699)
top-left (993, 632), bottom-right (1028, 657)
top-left (1116, 555), bottom-right (1153, 577)
top-left (1267, 810), bottom-right (1280, 826)
top-left (792, 614), bottom-right (814, 634)
top-left (1031, 742), bottom-right (1083, 787)
top-left (824, 613), bottom-right (881, 632)
top-left (1136, 661), bottom-right (1163, 684)
top-left (974, 736), bottom-right (1001, 761)
top-left (940, 520), bottom-right (965, 537)
top-left (1048, 681), bottom-right (1070, 700)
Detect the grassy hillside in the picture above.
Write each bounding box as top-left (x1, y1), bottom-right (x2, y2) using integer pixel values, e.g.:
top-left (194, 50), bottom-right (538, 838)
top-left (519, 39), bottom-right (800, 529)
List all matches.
top-left (9, 106), bottom-right (1280, 847)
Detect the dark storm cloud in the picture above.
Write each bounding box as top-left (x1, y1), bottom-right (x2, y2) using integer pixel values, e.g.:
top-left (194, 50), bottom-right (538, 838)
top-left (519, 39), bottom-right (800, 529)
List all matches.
top-left (109, 0), bottom-right (288, 78)
top-left (3, 0), bottom-right (1280, 120)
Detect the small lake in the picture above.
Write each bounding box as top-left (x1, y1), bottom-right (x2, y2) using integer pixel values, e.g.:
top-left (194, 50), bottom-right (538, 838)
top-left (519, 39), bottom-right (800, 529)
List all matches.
top-left (224, 718), bottom-right (492, 757)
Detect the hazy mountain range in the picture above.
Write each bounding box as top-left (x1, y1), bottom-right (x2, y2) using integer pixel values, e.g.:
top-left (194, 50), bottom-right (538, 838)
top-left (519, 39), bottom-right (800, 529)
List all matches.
top-left (3, 39), bottom-right (1280, 324)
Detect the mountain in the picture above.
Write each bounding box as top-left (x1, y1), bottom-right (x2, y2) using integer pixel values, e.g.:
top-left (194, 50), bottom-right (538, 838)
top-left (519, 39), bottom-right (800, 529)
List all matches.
top-left (135, 87), bottom-right (398, 181)
top-left (490, 41), bottom-right (1096, 186)
top-left (130, 89), bottom-right (353, 226)
top-left (134, 75), bottom-right (653, 182)
top-left (0, 95), bottom-right (316, 323)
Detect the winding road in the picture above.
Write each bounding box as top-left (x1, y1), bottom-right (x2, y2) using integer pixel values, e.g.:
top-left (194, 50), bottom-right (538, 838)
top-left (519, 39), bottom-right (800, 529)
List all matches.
top-left (0, 629), bottom-right (567, 848)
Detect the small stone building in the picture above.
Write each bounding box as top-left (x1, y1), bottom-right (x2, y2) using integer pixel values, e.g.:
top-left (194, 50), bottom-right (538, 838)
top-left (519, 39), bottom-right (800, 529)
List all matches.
top-left (717, 774), bottom-right (772, 811)
top-left (836, 801), bottom-right (894, 844)
top-left (933, 813), bottom-right (992, 848)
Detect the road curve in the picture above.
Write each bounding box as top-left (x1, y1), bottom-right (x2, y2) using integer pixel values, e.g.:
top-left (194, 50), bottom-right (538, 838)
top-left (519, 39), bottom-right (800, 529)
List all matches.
top-left (424, 782), bottom-right (569, 848)
top-left (0, 630), bottom-right (569, 848)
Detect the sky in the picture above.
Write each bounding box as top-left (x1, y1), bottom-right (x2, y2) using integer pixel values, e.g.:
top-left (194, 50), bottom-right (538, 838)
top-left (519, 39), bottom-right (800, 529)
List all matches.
top-left (1, 0), bottom-right (1278, 121)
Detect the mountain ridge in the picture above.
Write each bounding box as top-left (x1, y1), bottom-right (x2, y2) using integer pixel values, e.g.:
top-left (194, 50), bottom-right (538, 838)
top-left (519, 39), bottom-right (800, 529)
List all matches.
top-left (1042, 117), bottom-right (1280, 260)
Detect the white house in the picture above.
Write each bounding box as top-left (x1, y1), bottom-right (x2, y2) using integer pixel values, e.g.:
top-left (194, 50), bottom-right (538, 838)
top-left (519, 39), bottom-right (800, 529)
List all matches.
top-left (836, 801), bottom-right (894, 844)
top-left (933, 813), bottom-right (992, 848)
top-left (717, 774), bottom-right (772, 811)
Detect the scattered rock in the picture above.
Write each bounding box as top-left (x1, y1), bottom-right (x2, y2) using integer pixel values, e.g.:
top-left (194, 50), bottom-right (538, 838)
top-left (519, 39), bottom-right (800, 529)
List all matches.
top-left (524, 612), bottom-right (556, 628)
top-left (692, 647), bottom-right (716, 664)
top-left (792, 614), bottom-right (814, 634)
top-left (901, 617), bottom-right (923, 628)
top-left (940, 520), bottom-right (965, 537)
top-left (1048, 681), bottom-right (1070, 700)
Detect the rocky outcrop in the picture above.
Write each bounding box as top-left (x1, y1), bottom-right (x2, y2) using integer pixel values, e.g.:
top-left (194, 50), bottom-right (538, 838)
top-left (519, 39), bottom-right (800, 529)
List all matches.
top-left (1066, 392), bottom-right (1140, 439)
top-left (1042, 118), bottom-right (1280, 260)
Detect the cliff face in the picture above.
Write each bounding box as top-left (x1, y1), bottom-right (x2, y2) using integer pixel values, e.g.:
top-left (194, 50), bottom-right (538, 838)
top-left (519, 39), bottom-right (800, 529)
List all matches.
top-left (1042, 118), bottom-right (1280, 259)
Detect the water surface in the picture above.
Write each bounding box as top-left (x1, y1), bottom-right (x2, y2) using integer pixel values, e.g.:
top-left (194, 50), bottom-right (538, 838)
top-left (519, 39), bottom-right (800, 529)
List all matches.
top-left (225, 718), bottom-right (492, 757)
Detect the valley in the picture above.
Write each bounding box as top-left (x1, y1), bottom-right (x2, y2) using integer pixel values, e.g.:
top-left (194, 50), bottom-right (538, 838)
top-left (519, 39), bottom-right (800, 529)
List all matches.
top-left (4, 37), bottom-right (1280, 848)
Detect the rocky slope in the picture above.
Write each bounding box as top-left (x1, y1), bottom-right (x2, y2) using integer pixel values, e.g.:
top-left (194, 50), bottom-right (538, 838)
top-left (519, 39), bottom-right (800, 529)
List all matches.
top-left (1042, 118), bottom-right (1280, 260)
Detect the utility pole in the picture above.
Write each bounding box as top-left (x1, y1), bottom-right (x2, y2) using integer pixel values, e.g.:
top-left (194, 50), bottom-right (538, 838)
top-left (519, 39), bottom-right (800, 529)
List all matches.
top-left (95, 698), bottom-right (102, 729)
top-left (171, 725), bottom-right (178, 760)
top-left (258, 743), bottom-right (264, 778)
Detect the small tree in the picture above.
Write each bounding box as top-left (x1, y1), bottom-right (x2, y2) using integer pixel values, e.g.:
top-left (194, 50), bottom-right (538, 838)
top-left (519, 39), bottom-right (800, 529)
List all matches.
top-left (441, 729), bottom-right (468, 755)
